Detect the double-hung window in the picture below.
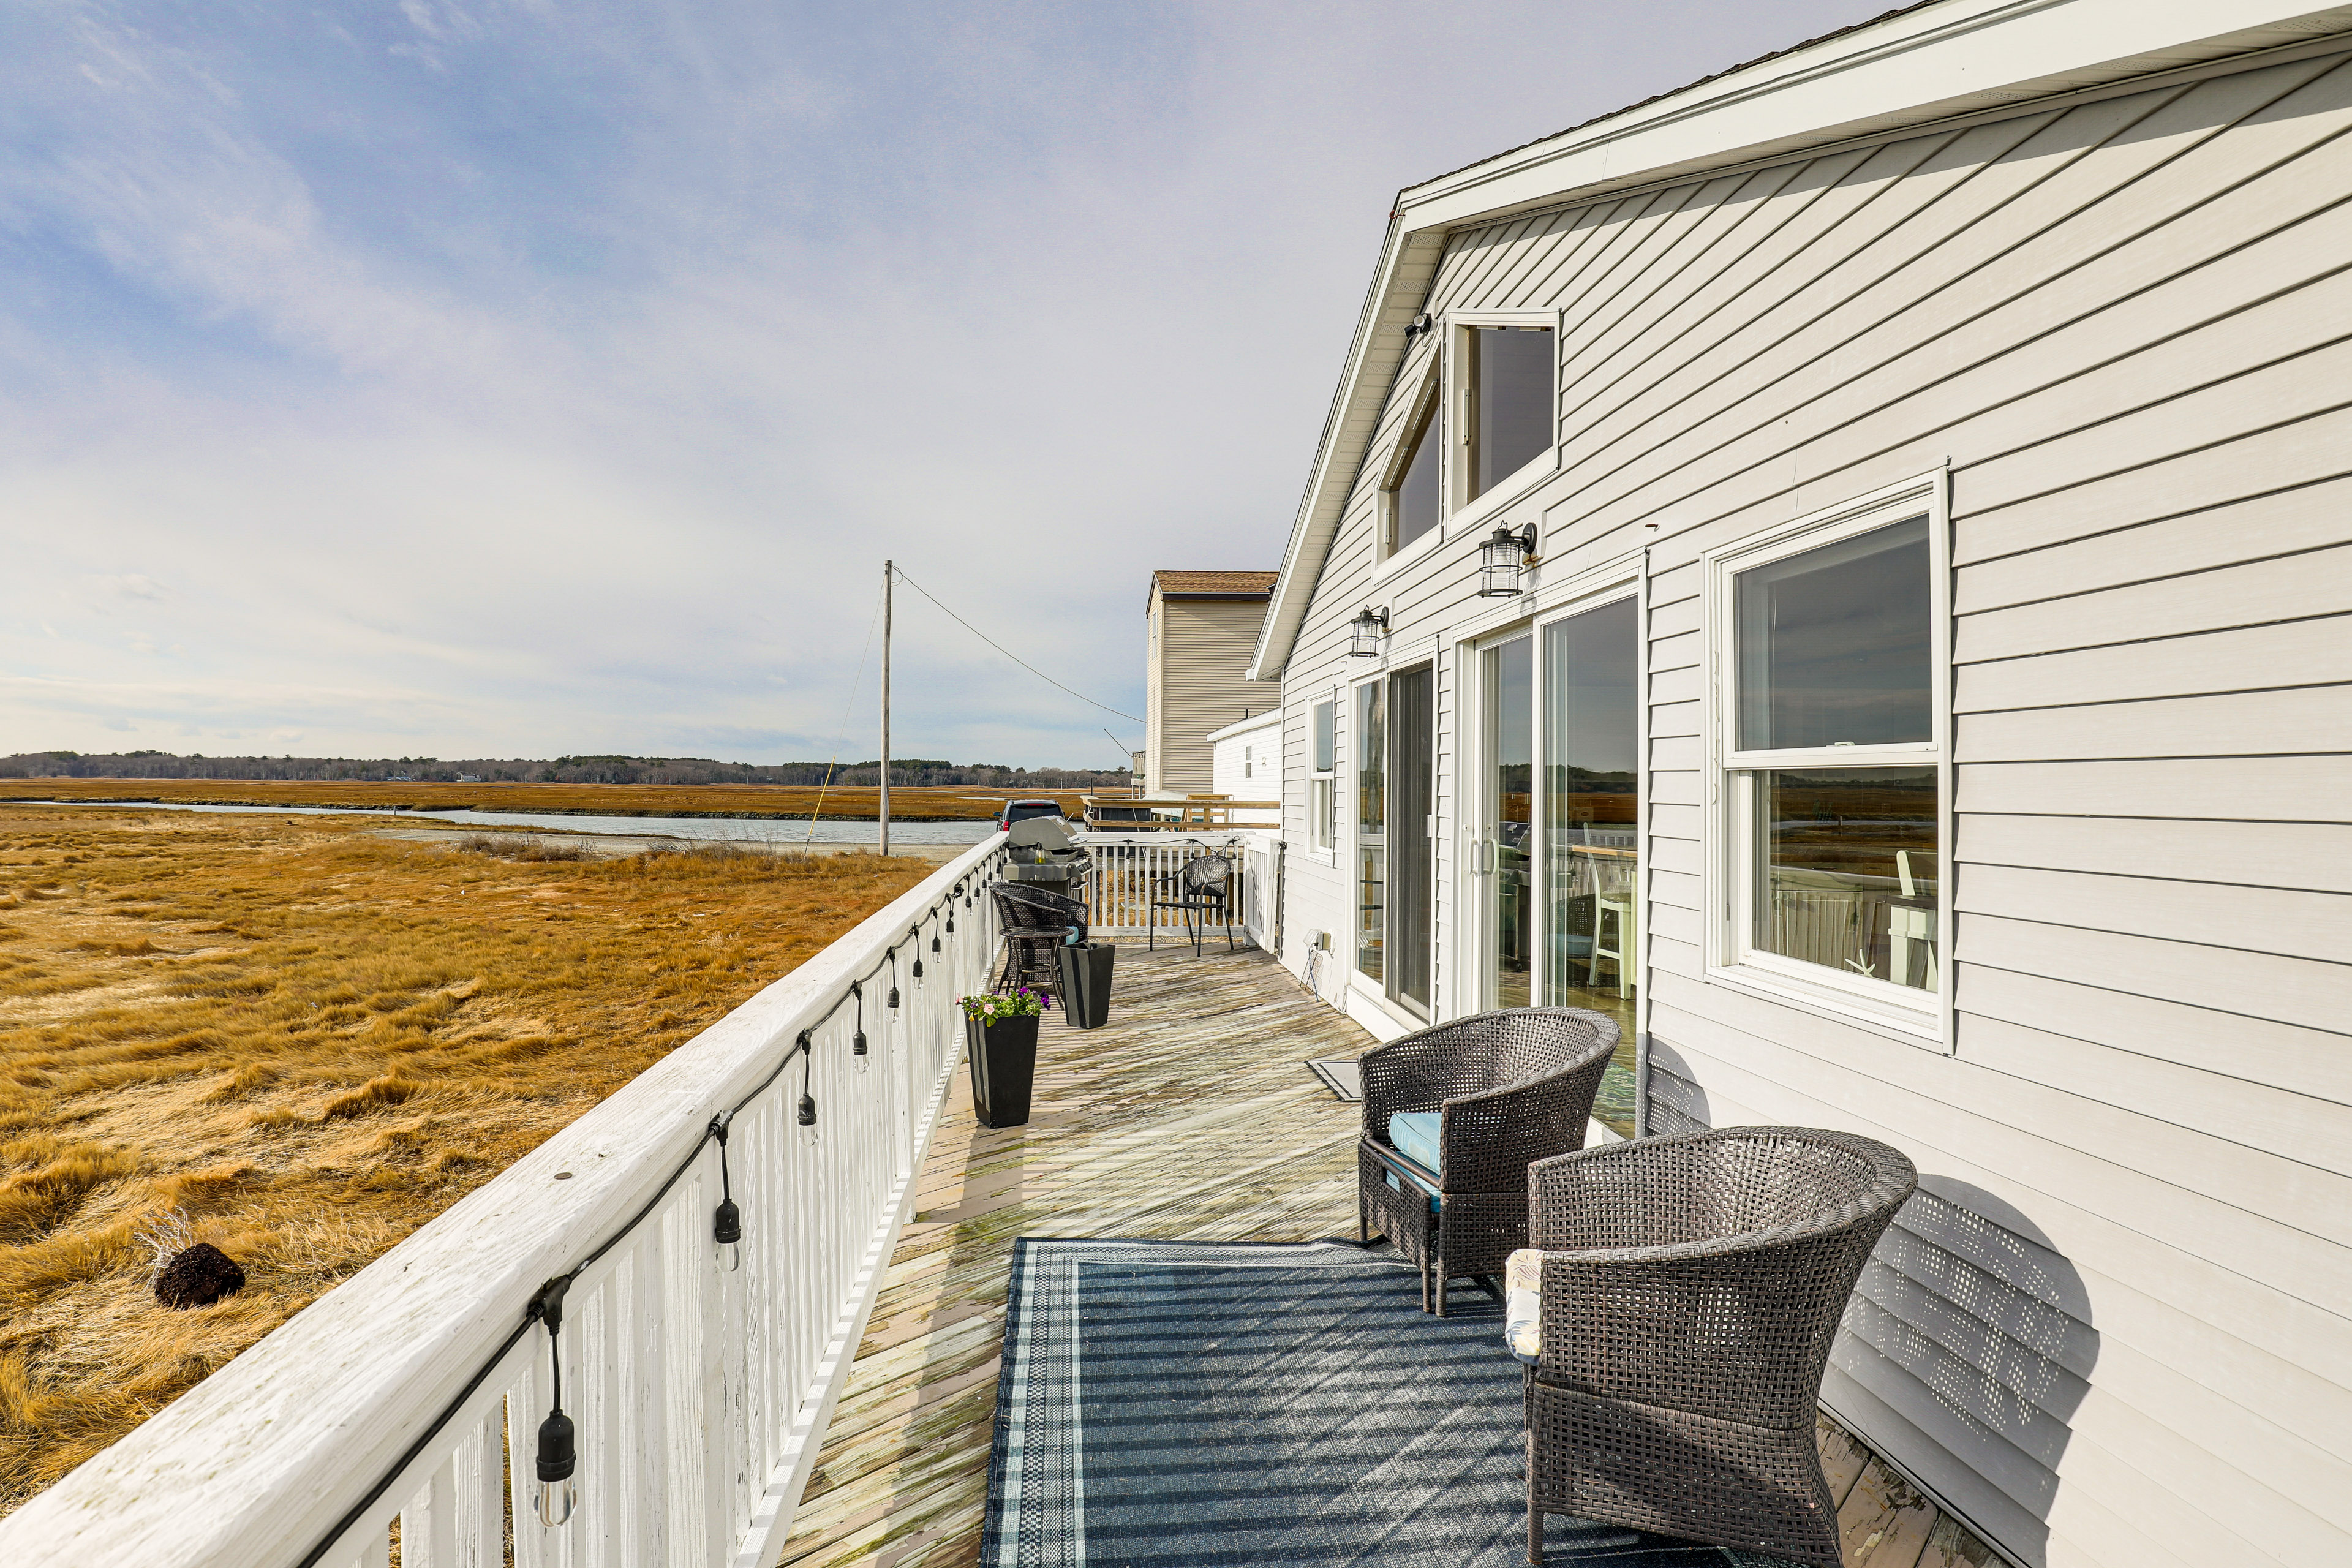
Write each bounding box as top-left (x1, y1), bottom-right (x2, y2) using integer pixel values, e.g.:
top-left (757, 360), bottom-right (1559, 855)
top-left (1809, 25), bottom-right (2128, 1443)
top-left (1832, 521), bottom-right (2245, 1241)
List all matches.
top-left (1709, 475), bottom-right (1948, 1037)
top-left (1309, 698), bottom-right (1337, 854)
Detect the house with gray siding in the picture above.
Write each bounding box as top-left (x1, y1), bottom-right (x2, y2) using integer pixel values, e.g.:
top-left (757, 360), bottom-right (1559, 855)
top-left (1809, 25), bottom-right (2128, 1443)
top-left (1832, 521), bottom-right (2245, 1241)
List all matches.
top-left (1250, 2), bottom-right (2352, 1563)
top-left (1142, 570), bottom-right (1279, 795)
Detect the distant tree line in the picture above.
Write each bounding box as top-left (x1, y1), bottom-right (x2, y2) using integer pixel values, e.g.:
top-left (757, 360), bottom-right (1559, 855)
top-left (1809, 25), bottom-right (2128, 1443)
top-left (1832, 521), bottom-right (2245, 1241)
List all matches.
top-left (0, 751), bottom-right (1131, 790)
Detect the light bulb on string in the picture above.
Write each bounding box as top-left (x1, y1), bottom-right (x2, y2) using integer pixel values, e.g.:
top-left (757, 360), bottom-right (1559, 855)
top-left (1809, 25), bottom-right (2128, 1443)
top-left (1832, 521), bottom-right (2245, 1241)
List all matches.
top-left (709, 1116), bottom-right (742, 1272)
top-left (796, 1031), bottom-right (818, 1126)
top-left (910, 926), bottom-right (924, 982)
top-left (886, 949), bottom-right (901, 1012)
top-left (851, 980), bottom-right (868, 1057)
top-left (531, 1278), bottom-right (578, 1527)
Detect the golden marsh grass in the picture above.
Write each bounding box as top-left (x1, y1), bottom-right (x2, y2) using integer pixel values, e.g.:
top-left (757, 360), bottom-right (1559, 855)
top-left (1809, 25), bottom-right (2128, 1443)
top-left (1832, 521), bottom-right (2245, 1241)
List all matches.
top-left (0, 807), bottom-right (930, 1512)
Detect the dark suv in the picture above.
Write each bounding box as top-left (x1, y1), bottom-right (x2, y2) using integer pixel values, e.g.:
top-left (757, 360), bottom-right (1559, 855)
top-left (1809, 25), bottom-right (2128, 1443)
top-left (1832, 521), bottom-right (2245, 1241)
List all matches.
top-left (995, 798), bottom-right (1065, 832)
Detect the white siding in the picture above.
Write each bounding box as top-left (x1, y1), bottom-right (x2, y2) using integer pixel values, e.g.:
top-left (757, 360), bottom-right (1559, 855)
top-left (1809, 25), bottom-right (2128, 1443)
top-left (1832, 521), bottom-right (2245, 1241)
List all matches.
top-left (1276, 47), bottom-right (2352, 1568)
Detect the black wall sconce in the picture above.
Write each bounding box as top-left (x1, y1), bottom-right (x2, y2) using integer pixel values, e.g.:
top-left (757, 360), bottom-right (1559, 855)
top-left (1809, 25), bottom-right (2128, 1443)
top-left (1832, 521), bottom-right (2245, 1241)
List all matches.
top-left (1347, 606), bottom-right (1389, 658)
top-left (1477, 522), bottom-right (1540, 598)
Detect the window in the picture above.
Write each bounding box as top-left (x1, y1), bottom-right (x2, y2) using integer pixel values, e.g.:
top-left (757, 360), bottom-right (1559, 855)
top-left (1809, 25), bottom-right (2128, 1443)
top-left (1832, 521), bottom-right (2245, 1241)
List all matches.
top-left (1310, 698), bottom-right (1336, 854)
top-left (1382, 371), bottom-right (1442, 555)
top-left (1712, 482), bottom-right (1945, 1031)
top-left (1458, 324), bottom-right (1555, 508)
top-left (1243, 743), bottom-right (1254, 780)
top-left (1355, 680), bottom-right (1385, 980)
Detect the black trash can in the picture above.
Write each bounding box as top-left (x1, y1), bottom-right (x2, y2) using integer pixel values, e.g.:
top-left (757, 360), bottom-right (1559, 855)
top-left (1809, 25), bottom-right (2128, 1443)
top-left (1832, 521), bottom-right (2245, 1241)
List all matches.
top-left (966, 1012), bottom-right (1039, 1128)
top-left (1055, 942), bottom-right (1116, 1029)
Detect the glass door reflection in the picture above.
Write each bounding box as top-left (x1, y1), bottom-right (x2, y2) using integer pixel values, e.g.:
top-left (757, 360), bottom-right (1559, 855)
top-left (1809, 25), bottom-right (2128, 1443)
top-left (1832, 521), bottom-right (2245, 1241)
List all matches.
top-left (1486, 637), bottom-right (1534, 1009)
top-left (1539, 597), bottom-right (1639, 1132)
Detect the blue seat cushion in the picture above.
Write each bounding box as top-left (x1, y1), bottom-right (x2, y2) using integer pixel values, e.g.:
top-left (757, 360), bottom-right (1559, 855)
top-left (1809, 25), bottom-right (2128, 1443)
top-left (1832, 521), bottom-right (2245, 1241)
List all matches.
top-left (1383, 1112), bottom-right (1442, 1213)
top-left (1387, 1111), bottom-right (1441, 1170)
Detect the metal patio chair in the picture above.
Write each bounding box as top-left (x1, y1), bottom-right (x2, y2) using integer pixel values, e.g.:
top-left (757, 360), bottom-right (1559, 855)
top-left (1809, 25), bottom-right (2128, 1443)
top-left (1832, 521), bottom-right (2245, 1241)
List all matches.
top-left (1519, 1126), bottom-right (1916, 1566)
top-left (1148, 852), bottom-right (1235, 956)
top-left (1356, 1007), bottom-right (1618, 1314)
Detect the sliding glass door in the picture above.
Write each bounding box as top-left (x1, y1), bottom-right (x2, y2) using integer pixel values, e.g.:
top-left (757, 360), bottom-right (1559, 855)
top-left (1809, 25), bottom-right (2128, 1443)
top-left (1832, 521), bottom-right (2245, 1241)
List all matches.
top-left (1467, 594), bottom-right (1639, 1126)
top-left (1355, 666), bottom-right (1434, 1017)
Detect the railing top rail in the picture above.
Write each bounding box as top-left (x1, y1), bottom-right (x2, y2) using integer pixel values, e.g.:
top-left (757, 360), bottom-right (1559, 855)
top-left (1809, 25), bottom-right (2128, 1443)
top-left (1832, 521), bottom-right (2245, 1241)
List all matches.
top-left (0, 832), bottom-right (1009, 1568)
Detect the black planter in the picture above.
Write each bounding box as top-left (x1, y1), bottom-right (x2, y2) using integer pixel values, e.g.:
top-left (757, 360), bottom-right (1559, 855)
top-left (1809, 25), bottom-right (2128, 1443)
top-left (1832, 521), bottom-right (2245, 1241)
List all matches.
top-left (966, 1012), bottom-right (1039, 1128)
top-left (1055, 943), bottom-right (1116, 1030)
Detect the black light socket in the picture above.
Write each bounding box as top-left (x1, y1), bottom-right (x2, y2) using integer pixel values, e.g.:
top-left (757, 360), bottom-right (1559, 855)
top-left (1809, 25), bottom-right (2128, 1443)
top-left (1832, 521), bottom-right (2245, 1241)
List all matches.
top-left (797, 1092), bottom-right (818, 1126)
top-left (536, 1408), bottom-right (576, 1483)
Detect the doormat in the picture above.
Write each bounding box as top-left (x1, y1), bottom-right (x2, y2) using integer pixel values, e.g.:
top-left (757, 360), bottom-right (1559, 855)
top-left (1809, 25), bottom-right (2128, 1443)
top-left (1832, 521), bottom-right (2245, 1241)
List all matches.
top-left (981, 1237), bottom-right (1801, 1566)
top-left (1306, 1057), bottom-right (1362, 1101)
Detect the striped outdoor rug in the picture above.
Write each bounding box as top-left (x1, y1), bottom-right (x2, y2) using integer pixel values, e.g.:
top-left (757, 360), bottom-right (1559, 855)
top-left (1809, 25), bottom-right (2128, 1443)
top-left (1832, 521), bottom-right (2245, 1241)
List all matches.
top-left (980, 1237), bottom-right (1800, 1566)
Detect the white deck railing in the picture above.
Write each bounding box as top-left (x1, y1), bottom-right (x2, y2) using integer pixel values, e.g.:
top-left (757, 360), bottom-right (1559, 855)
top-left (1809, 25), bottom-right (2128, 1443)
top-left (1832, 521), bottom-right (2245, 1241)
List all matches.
top-left (1075, 829), bottom-right (1280, 949)
top-left (0, 834), bottom-right (1009, 1568)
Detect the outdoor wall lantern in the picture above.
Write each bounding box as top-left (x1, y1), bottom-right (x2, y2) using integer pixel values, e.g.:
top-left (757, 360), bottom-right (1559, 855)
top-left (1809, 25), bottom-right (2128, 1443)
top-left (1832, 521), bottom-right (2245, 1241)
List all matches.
top-left (1477, 522), bottom-right (1540, 597)
top-left (1347, 606), bottom-right (1389, 658)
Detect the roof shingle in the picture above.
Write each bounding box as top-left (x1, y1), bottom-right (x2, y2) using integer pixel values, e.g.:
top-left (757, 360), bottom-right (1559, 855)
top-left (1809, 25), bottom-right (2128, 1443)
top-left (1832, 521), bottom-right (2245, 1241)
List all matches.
top-left (1152, 570), bottom-right (1278, 598)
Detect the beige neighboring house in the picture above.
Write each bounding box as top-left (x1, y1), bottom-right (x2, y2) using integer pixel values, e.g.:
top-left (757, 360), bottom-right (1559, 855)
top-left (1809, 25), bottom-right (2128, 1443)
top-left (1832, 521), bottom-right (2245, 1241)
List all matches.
top-left (1141, 570), bottom-right (1278, 795)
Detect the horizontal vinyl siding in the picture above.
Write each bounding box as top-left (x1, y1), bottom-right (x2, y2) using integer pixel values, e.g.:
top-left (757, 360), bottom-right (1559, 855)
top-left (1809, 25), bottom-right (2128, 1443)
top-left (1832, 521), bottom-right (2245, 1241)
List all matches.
top-left (1152, 597), bottom-right (1276, 793)
top-left (1278, 44), bottom-right (2352, 1568)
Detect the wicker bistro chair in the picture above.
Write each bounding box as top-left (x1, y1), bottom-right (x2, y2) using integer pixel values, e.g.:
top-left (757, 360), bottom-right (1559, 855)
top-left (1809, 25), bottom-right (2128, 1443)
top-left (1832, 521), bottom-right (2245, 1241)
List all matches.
top-left (1356, 1008), bottom-right (1619, 1316)
top-left (989, 883), bottom-right (1087, 1005)
top-left (1517, 1127), bottom-right (1917, 1567)
top-left (1148, 853), bottom-right (1235, 956)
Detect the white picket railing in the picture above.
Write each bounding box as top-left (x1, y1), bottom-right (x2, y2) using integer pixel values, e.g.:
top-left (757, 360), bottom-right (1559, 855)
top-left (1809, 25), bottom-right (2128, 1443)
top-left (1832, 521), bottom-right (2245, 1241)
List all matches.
top-left (1073, 829), bottom-right (1278, 948)
top-left (0, 834), bottom-right (1010, 1568)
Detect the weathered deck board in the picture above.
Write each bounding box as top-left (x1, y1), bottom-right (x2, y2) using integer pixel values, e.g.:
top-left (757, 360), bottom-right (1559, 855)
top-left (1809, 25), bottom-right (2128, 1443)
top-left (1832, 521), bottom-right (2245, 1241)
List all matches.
top-left (777, 940), bottom-right (1371, 1568)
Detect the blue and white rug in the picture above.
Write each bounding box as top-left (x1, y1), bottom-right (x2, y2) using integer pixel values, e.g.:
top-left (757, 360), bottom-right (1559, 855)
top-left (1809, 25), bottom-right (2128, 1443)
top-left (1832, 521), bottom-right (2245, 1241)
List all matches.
top-left (981, 1237), bottom-right (1799, 1566)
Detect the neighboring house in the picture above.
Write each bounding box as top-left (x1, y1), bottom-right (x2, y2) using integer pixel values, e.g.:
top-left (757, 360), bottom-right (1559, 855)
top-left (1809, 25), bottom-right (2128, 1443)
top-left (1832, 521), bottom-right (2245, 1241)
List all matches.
top-left (1142, 570), bottom-right (1278, 795)
top-left (1250, 3), bottom-right (2352, 1566)
top-left (1205, 709), bottom-right (1281, 824)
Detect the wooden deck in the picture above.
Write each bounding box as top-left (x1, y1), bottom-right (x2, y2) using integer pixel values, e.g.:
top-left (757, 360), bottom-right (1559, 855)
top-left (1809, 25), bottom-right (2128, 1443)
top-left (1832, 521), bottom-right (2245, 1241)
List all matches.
top-left (778, 940), bottom-right (1370, 1568)
top-left (775, 939), bottom-right (1998, 1568)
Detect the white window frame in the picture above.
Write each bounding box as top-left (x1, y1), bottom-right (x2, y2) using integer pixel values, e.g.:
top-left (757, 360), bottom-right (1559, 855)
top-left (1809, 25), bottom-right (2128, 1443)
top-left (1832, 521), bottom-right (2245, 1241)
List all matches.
top-left (1374, 352), bottom-right (1446, 578)
top-left (1701, 469), bottom-right (1953, 1050)
top-left (1445, 309), bottom-right (1562, 537)
top-left (1308, 695), bottom-right (1338, 859)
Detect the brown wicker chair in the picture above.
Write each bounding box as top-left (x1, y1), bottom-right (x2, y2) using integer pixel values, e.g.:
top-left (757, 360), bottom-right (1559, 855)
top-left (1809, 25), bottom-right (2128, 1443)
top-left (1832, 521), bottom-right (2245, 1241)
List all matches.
top-left (989, 883), bottom-right (1086, 1005)
top-left (1520, 1126), bottom-right (1917, 1567)
top-left (1356, 1008), bottom-right (1618, 1316)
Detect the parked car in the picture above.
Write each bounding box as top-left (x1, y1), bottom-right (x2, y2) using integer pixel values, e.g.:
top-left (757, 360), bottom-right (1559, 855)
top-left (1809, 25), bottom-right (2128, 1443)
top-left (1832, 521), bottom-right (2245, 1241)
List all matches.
top-left (995, 798), bottom-right (1066, 832)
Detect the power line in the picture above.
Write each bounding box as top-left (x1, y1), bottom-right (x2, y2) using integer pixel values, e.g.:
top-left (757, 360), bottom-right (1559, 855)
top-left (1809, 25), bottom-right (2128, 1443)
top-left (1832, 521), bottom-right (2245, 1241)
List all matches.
top-left (891, 567), bottom-right (1142, 723)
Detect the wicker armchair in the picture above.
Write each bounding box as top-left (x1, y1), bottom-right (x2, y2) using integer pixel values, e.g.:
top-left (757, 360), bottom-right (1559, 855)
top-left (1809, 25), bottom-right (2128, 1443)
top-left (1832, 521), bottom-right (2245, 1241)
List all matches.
top-left (989, 883), bottom-right (1086, 1003)
top-left (1357, 1008), bottom-right (1618, 1316)
top-left (1520, 1127), bottom-right (1917, 1567)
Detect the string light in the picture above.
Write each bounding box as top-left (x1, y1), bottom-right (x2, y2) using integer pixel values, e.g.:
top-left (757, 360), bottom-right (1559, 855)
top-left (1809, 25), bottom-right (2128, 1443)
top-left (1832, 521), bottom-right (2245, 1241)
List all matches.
top-left (850, 980), bottom-right (867, 1055)
top-left (886, 949), bottom-right (900, 1012)
top-left (709, 1115), bottom-right (742, 1272)
top-left (910, 925), bottom-right (924, 981)
top-left (530, 1277), bottom-right (577, 1527)
top-left (796, 1030), bottom-right (818, 1125)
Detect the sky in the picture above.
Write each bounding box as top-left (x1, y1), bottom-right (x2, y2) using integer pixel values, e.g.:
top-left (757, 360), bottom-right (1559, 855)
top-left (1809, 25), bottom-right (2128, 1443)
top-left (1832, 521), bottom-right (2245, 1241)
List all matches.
top-left (0, 1), bottom-right (1895, 769)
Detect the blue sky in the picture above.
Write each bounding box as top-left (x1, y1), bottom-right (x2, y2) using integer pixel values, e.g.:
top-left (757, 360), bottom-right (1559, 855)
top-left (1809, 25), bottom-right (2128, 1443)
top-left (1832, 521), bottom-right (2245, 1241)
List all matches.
top-left (0, 1), bottom-right (1891, 768)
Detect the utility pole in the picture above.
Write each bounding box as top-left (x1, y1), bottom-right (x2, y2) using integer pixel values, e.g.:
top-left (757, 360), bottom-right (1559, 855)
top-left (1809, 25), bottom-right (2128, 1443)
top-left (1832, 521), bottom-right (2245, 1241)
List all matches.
top-left (879, 560), bottom-right (892, 859)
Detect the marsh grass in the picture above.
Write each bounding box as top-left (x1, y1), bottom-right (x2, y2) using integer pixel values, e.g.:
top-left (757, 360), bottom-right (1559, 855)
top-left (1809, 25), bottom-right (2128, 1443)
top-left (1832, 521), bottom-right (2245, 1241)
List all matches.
top-left (0, 807), bottom-right (929, 1512)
